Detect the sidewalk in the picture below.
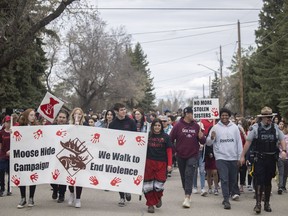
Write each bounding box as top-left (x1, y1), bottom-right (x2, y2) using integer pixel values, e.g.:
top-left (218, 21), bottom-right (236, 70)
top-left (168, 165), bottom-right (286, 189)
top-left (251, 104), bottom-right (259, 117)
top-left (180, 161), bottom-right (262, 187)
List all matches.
top-left (0, 169), bottom-right (287, 216)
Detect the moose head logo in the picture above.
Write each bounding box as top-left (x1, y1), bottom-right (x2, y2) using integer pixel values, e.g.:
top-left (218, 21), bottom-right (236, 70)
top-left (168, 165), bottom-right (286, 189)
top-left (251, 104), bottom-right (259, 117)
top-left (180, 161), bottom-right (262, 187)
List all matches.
top-left (57, 138), bottom-right (93, 176)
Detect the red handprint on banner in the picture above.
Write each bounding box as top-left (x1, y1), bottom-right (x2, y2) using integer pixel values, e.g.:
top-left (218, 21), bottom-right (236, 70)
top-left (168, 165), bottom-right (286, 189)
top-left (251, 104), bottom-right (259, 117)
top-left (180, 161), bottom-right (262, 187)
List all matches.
top-left (67, 176), bottom-right (76, 186)
top-left (11, 175), bottom-right (20, 186)
top-left (135, 136), bottom-right (145, 146)
top-left (117, 135), bottom-right (126, 146)
top-left (211, 108), bottom-right (219, 117)
top-left (56, 129), bottom-right (67, 138)
top-left (91, 133), bottom-right (100, 143)
top-left (110, 177), bottom-right (121, 186)
top-left (52, 169), bottom-right (60, 180)
top-left (89, 176), bottom-right (99, 186)
top-left (13, 131), bottom-right (22, 141)
top-left (33, 129), bottom-right (43, 139)
top-left (133, 175), bottom-right (143, 186)
top-left (30, 173), bottom-right (39, 182)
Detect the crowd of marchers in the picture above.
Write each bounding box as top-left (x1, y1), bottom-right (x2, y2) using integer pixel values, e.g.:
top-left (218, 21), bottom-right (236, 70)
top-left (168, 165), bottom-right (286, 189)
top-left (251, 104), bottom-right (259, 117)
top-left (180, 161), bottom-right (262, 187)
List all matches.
top-left (0, 104), bottom-right (287, 214)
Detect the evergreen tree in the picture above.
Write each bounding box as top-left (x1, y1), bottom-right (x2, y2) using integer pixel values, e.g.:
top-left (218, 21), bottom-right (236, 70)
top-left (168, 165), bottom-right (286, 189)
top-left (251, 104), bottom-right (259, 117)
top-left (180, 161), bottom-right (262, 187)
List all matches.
top-left (210, 72), bottom-right (220, 98)
top-left (128, 43), bottom-right (156, 112)
top-left (277, 1), bottom-right (288, 120)
top-left (252, 0), bottom-right (286, 114)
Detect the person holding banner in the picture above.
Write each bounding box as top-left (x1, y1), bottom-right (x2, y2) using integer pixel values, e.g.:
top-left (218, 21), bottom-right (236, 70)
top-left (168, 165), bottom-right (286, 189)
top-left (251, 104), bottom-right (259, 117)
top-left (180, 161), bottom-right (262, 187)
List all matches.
top-left (17, 108), bottom-right (37, 208)
top-left (0, 116), bottom-right (12, 197)
top-left (109, 103), bottom-right (137, 207)
top-left (95, 109), bottom-right (115, 128)
top-left (169, 106), bottom-right (206, 208)
top-left (67, 107), bottom-right (85, 208)
top-left (143, 118), bottom-right (173, 213)
top-left (51, 110), bottom-right (69, 203)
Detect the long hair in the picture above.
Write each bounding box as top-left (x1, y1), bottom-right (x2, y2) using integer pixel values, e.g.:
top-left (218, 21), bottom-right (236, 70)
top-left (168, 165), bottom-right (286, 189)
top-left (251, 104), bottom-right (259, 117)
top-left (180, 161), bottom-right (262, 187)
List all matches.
top-left (133, 108), bottom-right (145, 129)
top-left (18, 108), bottom-right (36, 126)
top-left (149, 118), bottom-right (164, 137)
top-left (69, 107), bottom-right (85, 125)
top-left (104, 109), bottom-right (116, 123)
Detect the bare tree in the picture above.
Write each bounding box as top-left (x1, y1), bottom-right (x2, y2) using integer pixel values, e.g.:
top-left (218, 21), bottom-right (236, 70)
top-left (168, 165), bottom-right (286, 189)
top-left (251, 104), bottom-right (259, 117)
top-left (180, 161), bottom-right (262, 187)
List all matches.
top-left (58, 13), bottom-right (145, 111)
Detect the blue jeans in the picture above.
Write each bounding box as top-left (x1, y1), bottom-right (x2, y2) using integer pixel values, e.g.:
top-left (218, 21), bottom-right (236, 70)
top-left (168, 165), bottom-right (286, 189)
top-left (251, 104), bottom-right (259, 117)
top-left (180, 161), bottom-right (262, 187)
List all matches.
top-left (193, 151), bottom-right (206, 190)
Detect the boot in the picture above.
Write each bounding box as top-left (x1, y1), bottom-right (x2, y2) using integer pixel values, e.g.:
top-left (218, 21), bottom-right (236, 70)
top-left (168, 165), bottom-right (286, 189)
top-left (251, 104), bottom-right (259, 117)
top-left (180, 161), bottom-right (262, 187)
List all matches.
top-left (264, 185), bottom-right (272, 212)
top-left (254, 185), bottom-right (262, 214)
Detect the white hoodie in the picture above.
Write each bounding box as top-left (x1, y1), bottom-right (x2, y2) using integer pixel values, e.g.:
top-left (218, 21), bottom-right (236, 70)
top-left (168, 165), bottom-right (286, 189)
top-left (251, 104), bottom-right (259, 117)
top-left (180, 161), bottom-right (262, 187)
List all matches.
top-left (206, 120), bottom-right (242, 161)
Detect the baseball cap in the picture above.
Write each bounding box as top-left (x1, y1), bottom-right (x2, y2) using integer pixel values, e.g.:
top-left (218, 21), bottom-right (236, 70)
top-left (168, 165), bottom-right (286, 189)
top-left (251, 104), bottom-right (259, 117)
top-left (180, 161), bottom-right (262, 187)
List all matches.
top-left (4, 115), bottom-right (11, 122)
top-left (183, 106), bottom-right (193, 115)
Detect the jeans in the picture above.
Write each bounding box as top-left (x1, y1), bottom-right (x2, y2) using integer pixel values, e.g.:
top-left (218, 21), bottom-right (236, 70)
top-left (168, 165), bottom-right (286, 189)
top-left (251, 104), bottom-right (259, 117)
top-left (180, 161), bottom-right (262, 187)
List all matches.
top-left (193, 151), bottom-right (206, 190)
top-left (277, 159), bottom-right (288, 189)
top-left (216, 160), bottom-right (239, 202)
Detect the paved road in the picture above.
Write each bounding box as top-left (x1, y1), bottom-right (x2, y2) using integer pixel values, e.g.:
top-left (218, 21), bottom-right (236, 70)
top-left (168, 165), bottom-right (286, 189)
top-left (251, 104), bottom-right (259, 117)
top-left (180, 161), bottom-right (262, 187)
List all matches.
top-left (0, 169), bottom-right (286, 216)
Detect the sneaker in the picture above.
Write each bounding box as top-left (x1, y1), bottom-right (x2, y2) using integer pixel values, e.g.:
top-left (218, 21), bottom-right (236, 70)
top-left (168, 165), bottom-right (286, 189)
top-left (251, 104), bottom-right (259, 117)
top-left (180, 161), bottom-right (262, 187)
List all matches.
top-left (118, 198), bottom-right (125, 207)
top-left (147, 205), bottom-right (155, 213)
top-left (208, 188), bottom-right (212, 194)
top-left (248, 185), bottom-right (253, 191)
top-left (278, 188), bottom-right (283, 195)
top-left (232, 194), bottom-right (240, 201)
top-left (223, 201), bottom-right (231, 210)
top-left (167, 172), bottom-right (172, 177)
top-left (28, 198), bottom-right (34, 207)
top-left (239, 185), bottom-right (244, 193)
top-left (125, 193), bottom-right (131, 201)
top-left (75, 199), bottom-right (81, 208)
top-left (57, 196), bottom-right (65, 203)
top-left (192, 188), bottom-right (198, 194)
top-left (17, 198), bottom-right (26, 209)
top-left (182, 197), bottom-right (190, 208)
top-left (0, 191), bottom-right (3, 197)
top-left (214, 189), bottom-right (219, 195)
top-left (155, 198), bottom-right (162, 208)
top-left (7, 191), bottom-right (12, 196)
top-left (200, 189), bottom-right (207, 196)
top-left (52, 191), bottom-right (58, 200)
top-left (68, 193), bottom-right (74, 206)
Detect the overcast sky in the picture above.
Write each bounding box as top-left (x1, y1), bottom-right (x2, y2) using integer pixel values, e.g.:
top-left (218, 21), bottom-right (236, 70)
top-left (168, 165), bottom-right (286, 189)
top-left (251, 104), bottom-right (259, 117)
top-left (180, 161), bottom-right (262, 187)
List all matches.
top-left (89, 0), bottom-right (262, 102)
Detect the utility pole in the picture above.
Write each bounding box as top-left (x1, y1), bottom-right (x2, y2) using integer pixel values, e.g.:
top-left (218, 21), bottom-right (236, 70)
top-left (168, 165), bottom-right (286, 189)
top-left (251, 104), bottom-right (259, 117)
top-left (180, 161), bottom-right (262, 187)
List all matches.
top-left (219, 45), bottom-right (223, 108)
top-left (238, 20), bottom-right (244, 116)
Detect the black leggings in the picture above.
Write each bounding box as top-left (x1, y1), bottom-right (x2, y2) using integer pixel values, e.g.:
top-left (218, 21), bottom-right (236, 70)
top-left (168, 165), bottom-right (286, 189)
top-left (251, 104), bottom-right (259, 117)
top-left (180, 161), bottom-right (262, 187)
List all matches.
top-left (68, 186), bottom-right (82, 199)
top-left (19, 185), bottom-right (36, 198)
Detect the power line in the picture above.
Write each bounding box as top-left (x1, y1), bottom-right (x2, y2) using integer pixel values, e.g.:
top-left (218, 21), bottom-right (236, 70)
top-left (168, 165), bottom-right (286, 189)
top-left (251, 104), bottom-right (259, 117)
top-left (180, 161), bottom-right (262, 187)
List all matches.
top-left (151, 42), bottom-right (235, 66)
top-left (131, 21), bottom-right (258, 35)
top-left (73, 7), bottom-right (261, 11)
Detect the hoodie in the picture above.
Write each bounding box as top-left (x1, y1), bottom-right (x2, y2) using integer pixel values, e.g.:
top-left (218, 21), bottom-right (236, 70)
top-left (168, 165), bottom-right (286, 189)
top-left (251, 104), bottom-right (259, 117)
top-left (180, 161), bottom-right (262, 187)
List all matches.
top-left (170, 118), bottom-right (206, 159)
top-left (206, 120), bottom-right (242, 161)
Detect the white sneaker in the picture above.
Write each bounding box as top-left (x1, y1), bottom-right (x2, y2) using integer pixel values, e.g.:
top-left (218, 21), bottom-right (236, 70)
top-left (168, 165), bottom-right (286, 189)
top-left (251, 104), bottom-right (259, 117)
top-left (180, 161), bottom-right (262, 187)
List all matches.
top-left (192, 188), bottom-right (198, 194)
top-left (68, 193), bottom-right (75, 206)
top-left (182, 197), bottom-right (191, 208)
top-left (232, 194), bottom-right (240, 201)
top-left (208, 189), bottom-right (212, 194)
top-left (75, 199), bottom-right (81, 208)
top-left (200, 189), bottom-right (207, 196)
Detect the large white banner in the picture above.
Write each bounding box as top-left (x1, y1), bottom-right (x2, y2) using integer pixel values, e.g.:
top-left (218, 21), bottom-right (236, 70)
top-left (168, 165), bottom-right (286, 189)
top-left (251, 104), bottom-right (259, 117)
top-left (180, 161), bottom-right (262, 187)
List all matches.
top-left (10, 125), bottom-right (148, 195)
top-left (193, 98), bottom-right (220, 119)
